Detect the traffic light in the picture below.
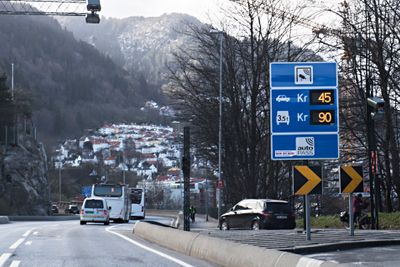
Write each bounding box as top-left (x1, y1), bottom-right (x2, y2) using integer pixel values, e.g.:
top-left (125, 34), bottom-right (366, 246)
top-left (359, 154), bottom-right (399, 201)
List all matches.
top-left (367, 97), bottom-right (384, 120)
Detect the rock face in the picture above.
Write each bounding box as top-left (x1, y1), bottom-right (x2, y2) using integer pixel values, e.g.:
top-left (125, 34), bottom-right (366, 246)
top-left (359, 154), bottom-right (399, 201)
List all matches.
top-left (0, 135), bottom-right (50, 215)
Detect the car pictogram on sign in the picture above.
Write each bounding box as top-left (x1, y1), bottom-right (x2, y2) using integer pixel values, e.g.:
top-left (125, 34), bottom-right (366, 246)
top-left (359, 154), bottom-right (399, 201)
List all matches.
top-left (276, 95), bottom-right (290, 102)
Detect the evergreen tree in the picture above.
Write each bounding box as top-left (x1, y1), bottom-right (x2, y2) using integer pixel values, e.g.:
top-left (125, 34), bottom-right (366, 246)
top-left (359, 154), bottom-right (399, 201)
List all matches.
top-left (0, 74), bottom-right (12, 103)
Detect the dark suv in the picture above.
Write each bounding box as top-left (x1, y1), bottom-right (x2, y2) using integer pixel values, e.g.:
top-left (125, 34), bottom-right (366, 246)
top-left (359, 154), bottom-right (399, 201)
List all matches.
top-left (219, 199), bottom-right (296, 230)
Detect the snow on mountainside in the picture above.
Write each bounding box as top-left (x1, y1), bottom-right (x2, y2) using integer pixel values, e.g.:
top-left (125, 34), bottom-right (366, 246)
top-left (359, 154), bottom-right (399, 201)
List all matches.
top-left (58, 13), bottom-right (203, 88)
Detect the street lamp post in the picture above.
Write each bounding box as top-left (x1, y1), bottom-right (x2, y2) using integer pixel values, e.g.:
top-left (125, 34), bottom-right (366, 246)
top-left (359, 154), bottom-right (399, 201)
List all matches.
top-left (55, 162), bottom-right (63, 204)
top-left (210, 29), bottom-right (224, 220)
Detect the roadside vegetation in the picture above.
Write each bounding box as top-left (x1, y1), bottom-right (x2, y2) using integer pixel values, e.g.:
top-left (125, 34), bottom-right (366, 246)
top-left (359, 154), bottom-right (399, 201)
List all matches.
top-left (296, 212), bottom-right (400, 230)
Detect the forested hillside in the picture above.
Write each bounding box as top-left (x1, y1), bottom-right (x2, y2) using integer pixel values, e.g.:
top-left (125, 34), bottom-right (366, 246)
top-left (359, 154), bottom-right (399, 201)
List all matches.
top-left (0, 15), bottom-right (153, 147)
top-left (58, 13), bottom-right (203, 102)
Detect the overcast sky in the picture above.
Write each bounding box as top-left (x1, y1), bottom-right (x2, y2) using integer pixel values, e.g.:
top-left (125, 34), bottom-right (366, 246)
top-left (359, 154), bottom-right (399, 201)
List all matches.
top-left (100, 0), bottom-right (229, 22)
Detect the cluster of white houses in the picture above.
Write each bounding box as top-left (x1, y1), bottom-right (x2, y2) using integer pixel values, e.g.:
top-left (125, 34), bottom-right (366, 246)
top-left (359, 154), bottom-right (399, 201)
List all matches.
top-left (54, 123), bottom-right (216, 208)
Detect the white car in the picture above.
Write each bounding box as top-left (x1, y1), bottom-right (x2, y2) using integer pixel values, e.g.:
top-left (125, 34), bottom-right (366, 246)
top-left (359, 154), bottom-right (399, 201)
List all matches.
top-left (276, 95), bottom-right (290, 102)
top-left (80, 197), bottom-right (110, 225)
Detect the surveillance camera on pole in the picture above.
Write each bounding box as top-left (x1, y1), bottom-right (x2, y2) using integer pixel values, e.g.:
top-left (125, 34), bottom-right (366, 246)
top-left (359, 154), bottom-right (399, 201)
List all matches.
top-left (85, 0), bottom-right (101, 24)
top-left (367, 97), bottom-right (385, 120)
top-left (86, 12), bottom-right (100, 24)
top-left (86, 0), bottom-right (101, 12)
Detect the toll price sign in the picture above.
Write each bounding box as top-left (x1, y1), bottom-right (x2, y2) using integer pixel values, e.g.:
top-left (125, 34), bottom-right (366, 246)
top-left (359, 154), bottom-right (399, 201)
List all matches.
top-left (271, 89), bottom-right (338, 133)
top-left (270, 62), bottom-right (339, 160)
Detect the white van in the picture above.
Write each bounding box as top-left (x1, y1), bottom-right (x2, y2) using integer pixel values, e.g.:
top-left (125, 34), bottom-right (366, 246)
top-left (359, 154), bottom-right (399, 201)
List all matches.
top-left (80, 197), bottom-right (110, 225)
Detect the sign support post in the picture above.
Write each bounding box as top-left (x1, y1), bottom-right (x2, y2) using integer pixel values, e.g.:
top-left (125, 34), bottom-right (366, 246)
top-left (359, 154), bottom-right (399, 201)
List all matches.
top-left (349, 193), bottom-right (354, 236)
top-left (305, 195), bottom-right (311, 240)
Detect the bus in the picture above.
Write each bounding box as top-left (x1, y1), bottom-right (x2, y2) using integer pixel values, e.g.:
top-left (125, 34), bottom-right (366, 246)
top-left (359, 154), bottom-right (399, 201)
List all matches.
top-left (91, 183), bottom-right (131, 223)
top-left (129, 188), bottom-right (145, 220)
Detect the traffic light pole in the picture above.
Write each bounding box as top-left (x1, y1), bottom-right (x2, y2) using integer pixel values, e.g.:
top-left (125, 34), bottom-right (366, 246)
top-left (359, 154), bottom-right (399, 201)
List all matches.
top-left (366, 79), bottom-right (379, 230)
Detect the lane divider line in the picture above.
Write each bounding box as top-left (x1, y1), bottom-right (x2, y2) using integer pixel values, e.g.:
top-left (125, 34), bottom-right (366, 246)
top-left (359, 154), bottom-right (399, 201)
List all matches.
top-left (33, 232), bottom-right (38, 235)
top-left (22, 229), bottom-right (33, 237)
top-left (0, 253), bottom-right (12, 267)
top-left (105, 225), bottom-right (194, 267)
top-left (9, 239), bottom-right (25, 250)
top-left (25, 241), bottom-right (32, 246)
top-left (9, 260), bottom-right (20, 267)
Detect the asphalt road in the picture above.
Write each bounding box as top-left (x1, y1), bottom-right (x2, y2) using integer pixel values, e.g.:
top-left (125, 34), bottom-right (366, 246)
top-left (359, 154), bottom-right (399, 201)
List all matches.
top-left (0, 217), bottom-right (215, 267)
top-left (307, 245), bottom-right (400, 266)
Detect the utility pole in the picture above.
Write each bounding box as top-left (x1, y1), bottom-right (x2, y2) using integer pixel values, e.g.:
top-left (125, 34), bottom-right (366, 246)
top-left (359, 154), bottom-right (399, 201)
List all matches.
top-left (11, 63), bottom-right (14, 100)
top-left (210, 28), bottom-right (224, 220)
top-left (183, 127), bottom-right (191, 231)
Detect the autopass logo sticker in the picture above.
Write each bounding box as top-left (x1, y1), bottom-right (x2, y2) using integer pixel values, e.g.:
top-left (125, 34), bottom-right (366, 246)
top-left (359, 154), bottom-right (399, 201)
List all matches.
top-left (296, 137), bottom-right (315, 156)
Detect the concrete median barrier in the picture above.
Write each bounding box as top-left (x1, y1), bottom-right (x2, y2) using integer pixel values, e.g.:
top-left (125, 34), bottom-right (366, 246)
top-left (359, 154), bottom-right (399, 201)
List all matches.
top-left (0, 216), bottom-right (9, 224)
top-left (134, 221), bottom-right (339, 267)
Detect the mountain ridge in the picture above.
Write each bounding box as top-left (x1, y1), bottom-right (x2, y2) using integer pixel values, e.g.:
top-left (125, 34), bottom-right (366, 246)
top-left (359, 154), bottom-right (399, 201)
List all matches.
top-left (58, 13), bottom-right (204, 92)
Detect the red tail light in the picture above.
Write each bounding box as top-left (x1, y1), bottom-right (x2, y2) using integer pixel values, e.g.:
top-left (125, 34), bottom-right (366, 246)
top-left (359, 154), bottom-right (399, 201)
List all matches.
top-left (80, 210), bottom-right (84, 215)
top-left (103, 210), bottom-right (108, 216)
top-left (262, 211), bottom-right (273, 217)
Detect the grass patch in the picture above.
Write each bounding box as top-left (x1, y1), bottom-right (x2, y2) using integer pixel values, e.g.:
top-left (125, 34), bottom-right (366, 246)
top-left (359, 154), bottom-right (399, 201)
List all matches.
top-left (296, 212), bottom-right (400, 230)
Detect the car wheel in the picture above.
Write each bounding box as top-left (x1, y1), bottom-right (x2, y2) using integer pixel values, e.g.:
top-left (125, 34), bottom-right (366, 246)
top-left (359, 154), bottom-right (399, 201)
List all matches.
top-left (80, 221), bottom-right (86, 225)
top-left (251, 220), bottom-right (260, 230)
top-left (104, 221), bottom-right (110, 225)
top-left (220, 220), bottom-right (229, 230)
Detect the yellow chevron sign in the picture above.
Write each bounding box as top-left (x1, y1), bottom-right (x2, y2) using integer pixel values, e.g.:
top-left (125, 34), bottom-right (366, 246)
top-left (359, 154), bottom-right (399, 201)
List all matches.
top-left (340, 165), bottom-right (363, 193)
top-left (293, 166), bottom-right (322, 195)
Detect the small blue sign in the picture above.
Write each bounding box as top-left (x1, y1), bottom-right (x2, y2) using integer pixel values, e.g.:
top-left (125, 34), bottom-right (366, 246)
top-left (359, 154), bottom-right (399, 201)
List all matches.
top-left (271, 134), bottom-right (339, 160)
top-left (270, 62), bottom-right (339, 160)
top-left (81, 186), bottom-right (92, 198)
top-left (270, 62), bottom-right (337, 88)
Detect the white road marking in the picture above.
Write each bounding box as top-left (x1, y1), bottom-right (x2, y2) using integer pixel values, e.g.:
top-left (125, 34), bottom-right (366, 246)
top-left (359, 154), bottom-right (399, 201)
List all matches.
top-left (0, 253), bottom-right (12, 267)
top-left (296, 256), bottom-right (324, 267)
top-left (9, 260), bottom-right (20, 267)
top-left (25, 241), bottom-right (32, 246)
top-left (22, 229), bottom-right (33, 237)
top-left (9, 239), bottom-right (25, 250)
top-left (106, 225), bottom-right (194, 267)
top-left (33, 232), bottom-right (38, 235)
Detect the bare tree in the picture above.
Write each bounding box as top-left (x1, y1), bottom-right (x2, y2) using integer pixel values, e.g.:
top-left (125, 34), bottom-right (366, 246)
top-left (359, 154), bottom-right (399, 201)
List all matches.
top-left (167, 0), bottom-right (323, 204)
top-left (320, 0), bottom-right (400, 211)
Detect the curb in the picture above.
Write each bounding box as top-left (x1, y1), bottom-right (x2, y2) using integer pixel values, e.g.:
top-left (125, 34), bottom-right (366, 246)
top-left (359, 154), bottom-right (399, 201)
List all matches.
top-left (284, 239), bottom-right (400, 254)
top-left (0, 216), bottom-right (9, 224)
top-left (134, 221), bottom-right (339, 267)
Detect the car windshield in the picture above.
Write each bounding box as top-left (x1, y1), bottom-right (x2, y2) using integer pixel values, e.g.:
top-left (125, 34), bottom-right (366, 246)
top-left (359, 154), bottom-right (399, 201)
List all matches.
top-left (84, 200), bottom-right (104, 209)
top-left (265, 202), bottom-right (292, 213)
top-left (130, 189), bottom-right (143, 204)
top-left (94, 185), bottom-right (122, 197)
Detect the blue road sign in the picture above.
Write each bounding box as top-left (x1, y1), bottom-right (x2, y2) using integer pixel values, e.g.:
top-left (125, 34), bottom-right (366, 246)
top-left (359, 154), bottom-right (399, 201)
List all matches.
top-left (81, 186), bottom-right (92, 198)
top-left (271, 89), bottom-right (338, 133)
top-left (272, 134), bottom-right (339, 159)
top-left (270, 62), bottom-right (337, 88)
top-left (270, 62), bottom-right (339, 160)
